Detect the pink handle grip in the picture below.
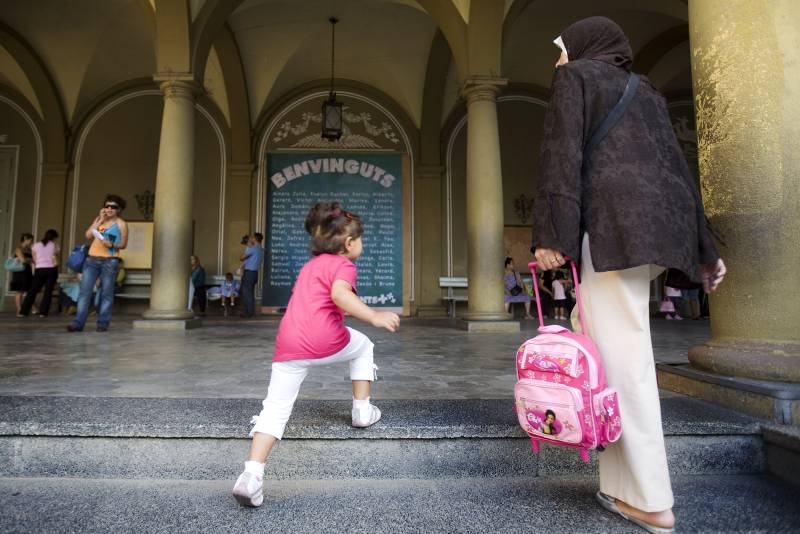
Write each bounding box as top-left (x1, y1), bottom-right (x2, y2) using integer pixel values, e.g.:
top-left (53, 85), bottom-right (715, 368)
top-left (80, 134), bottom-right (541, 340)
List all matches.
top-left (528, 257), bottom-right (587, 335)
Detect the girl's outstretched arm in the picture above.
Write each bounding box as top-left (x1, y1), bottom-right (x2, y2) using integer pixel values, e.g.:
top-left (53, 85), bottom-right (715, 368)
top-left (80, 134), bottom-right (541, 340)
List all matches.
top-left (331, 279), bottom-right (400, 332)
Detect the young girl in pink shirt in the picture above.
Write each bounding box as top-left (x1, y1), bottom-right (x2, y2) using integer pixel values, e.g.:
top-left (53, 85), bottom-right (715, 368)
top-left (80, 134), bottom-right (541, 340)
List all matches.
top-left (233, 202), bottom-right (400, 507)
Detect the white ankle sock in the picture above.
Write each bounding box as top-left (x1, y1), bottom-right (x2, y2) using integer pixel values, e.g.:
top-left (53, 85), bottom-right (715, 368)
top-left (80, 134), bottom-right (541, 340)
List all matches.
top-left (353, 397), bottom-right (371, 410)
top-left (244, 461), bottom-right (265, 476)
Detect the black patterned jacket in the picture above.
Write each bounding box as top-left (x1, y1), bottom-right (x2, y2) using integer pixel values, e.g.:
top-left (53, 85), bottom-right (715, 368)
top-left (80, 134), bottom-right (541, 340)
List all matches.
top-left (532, 59), bottom-right (719, 282)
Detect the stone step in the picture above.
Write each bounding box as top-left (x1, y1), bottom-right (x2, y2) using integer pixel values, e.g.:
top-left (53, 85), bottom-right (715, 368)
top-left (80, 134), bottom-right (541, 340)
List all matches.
top-left (0, 396), bottom-right (765, 480)
top-left (1, 474), bottom-right (799, 533)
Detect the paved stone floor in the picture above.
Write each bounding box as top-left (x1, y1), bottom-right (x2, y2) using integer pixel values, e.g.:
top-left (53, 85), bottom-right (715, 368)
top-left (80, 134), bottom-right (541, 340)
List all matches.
top-left (0, 313), bottom-right (709, 399)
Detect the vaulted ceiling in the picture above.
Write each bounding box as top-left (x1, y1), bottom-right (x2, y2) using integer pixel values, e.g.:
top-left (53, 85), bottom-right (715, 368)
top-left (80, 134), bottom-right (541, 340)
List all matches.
top-left (0, 0), bottom-right (692, 133)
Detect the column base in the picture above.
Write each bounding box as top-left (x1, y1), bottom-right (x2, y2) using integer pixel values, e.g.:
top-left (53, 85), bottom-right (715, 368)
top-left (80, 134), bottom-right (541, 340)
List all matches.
top-left (657, 363), bottom-right (800, 424)
top-left (689, 339), bottom-right (800, 382)
top-left (133, 318), bottom-right (202, 331)
top-left (142, 309), bottom-right (195, 321)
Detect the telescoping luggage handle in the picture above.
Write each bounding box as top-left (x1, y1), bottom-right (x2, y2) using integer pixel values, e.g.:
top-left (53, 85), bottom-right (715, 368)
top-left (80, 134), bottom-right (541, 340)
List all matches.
top-left (528, 257), bottom-right (587, 335)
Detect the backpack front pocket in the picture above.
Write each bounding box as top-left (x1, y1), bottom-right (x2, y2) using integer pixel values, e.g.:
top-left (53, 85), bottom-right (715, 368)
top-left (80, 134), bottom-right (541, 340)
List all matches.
top-left (517, 343), bottom-right (581, 378)
top-left (515, 379), bottom-right (584, 445)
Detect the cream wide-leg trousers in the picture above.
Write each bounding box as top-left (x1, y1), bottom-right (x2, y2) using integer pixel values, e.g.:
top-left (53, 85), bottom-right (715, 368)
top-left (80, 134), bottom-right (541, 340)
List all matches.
top-left (573, 234), bottom-right (674, 512)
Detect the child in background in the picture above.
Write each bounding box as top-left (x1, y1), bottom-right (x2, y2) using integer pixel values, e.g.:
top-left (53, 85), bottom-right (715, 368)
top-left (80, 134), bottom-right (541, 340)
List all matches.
top-left (552, 271), bottom-right (568, 320)
top-left (232, 202), bottom-right (400, 507)
top-left (59, 274), bottom-right (81, 315)
top-left (664, 285), bottom-right (684, 320)
top-left (220, 272), bottom-right (240, 309)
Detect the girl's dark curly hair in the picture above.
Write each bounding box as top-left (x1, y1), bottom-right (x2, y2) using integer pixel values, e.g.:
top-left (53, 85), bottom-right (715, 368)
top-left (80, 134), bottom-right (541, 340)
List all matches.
top-left (304, 202), bottom-right (364, 256)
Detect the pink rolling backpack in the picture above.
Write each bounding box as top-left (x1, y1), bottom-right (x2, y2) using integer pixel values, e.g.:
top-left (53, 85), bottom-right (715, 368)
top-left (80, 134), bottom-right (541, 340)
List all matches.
top-left (514, 259), bottom-right (622, 463)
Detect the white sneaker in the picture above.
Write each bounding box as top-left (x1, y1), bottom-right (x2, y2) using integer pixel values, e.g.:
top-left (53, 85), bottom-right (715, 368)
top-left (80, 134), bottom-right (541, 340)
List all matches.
top-left (665, 315), bottom-right (673, 320)
top-left (674, 315), bottom-right (683, 321)
top-left (232, 471), bottom-right (264, 507)
top-left (352, 403), bottom-right (382, 428)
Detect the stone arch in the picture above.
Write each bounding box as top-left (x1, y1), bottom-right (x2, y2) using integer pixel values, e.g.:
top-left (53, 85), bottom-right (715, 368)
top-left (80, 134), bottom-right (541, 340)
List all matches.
top-left (0, 22), bottom-right (66, 163)
top-left (191, 0), bottom-right (244, 80)
top-left (635, 24), bottom-right (689, 75)
top-left (415, 0), bottom-right (468, 80)
top-left (254, 80), bottom-right (419, 302)
top-left (0, 83), bottom-right (45, 240)
top-left (189, 0), bottom-right (470, 88)
top-left (68, 83), bottom-right (230, 271)
top-left (211, 24), bottom-right (251, 164)
top-left (442, 90), bottom-right (549, 276)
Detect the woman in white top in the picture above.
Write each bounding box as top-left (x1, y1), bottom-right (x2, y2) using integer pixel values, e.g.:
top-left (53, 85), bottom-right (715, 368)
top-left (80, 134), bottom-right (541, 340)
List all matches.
top-left (19, 229), bottom-right (60, 317)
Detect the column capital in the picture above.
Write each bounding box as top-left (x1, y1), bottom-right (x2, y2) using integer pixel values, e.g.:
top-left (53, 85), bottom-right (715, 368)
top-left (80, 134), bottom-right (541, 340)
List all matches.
top-left (153, 74), bottom-right (201, 101)
top-left (460, 77), bottom-right (507, 104)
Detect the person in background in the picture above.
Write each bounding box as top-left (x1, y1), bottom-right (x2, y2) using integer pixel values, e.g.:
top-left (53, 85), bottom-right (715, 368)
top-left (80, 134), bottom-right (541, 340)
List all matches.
top-left (190, 255), bottom-right (206, 316)
top-left (240, 232), bottom-right (264, 318)
top-left (19, 229), bottom-right (60, 318)
top-left (59, 273), bottom-right (81, 315)
top-left (221, 272), bottom-right (240, 309)
top-left (10, 233), bottom-right (34, 315)
top-left (68, 194), bottom-right (128, 332)
top-left (552, 271), bottom-right (568, 321)
top-left (664, 285), bottom-right (683, 321)
top-left (536, 270), bottom-right (554, 319)
top-left (503, 257), bottom-right (534, 319)
top-left (682, 287), bottom-right (701, 320)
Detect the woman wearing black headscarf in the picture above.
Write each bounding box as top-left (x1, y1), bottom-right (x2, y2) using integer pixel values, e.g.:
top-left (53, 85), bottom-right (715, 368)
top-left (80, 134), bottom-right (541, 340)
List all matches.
top-left (532, 17), bottom-right (726, 533)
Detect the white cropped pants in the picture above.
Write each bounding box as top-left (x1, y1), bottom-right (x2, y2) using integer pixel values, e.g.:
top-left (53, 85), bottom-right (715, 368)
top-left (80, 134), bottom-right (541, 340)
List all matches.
top-left (576, 235), bottom-right (674, 512)
top-left (249, 327), bottom-right (375, 440)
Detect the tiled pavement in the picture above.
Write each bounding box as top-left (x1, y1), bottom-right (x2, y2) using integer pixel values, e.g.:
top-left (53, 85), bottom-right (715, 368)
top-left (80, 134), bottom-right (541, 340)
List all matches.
top-left (0, 313), bottom-right (709, 399)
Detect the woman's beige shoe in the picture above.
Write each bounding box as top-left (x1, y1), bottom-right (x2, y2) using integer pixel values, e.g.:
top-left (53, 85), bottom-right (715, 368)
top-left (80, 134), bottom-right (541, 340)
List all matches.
top-left (595, 492), bottom-right (675, 533)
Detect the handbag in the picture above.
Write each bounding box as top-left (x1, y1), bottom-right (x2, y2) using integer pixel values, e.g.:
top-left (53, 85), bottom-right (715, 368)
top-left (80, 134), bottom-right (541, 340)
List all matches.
top-left (510, 285), bottom-right (523, 296)
top-left (234, 264), bottom-right (244, 278)
top-left (66, 244), bottom-right (89, 273)
top-left (4, 257), bottom-right (24, 272)
top-left (659, 298), bottom-right (676, 314)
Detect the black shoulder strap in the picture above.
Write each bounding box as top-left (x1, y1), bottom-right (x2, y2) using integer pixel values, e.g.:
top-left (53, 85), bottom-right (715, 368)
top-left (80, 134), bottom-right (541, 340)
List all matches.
top-left (583, 73), bottom-right (640, 165)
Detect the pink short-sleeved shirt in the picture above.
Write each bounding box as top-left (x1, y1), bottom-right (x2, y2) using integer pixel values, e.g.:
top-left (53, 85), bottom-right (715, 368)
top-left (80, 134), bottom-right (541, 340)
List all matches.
top-left (31, 241), bottom-right (58, 268)
top-left (273, 254), bottom-right (357, 362)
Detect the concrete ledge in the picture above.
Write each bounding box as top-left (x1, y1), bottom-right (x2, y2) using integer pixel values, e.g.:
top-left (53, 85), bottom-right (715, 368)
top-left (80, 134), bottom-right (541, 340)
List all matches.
top-left (460, 320), bottom-right (520, 333)
top-left (763, 424), bottom-right (800, 486)
top-left (0, 396), bottom-right (762, 439)
top-left (0, 434), bottom-right (762, 480)
top-left (657, 364), bottom-right (800, 424)
top-left (132, 318), bottom-right (202, 331)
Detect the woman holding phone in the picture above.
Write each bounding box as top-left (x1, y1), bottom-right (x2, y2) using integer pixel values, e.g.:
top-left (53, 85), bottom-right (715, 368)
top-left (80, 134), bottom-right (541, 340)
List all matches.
top-left (68, 194), bottom-right (128, 332)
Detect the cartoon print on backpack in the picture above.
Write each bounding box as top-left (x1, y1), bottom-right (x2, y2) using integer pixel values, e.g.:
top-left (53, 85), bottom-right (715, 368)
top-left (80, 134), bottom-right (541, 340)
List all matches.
top-left (542, 409), bottom-right (559, 435)
top-left (521, 405), bottom-right (564, 437)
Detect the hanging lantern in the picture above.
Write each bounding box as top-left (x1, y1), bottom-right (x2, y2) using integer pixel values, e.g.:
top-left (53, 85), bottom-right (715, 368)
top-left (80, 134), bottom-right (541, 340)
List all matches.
top-left (322, 94), bottom-right (343, 141)
top-left (321, 17), bottom-right (343, 141)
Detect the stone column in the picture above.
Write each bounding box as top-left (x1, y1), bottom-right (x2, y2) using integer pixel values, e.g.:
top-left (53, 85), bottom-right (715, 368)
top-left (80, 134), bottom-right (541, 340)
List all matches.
top-left (140, 77), bottom-right (198, 326)
top-left (686, 0), bottom-right (800, 382)
top-left (460, 77), bottom-right (517, 331)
